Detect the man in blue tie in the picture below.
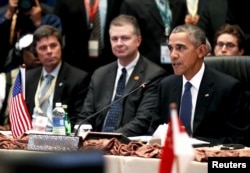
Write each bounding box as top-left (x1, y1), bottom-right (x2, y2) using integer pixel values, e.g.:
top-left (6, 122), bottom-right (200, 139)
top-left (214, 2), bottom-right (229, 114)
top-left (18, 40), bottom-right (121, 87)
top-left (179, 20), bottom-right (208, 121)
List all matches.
top-left (150, 24), bottom-right (250, 146)
top-left (77, 15), bottom-right (167, 137)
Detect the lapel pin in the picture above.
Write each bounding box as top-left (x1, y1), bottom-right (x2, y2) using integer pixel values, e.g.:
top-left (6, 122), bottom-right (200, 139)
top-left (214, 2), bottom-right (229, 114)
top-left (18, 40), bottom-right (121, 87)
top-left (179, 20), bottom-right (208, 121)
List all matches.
top-left (134, 76), bottom-right (140, 81)
top-left (205, 93), bottom-right (209, 97)
top-left (59, 82), bottom-right (63, 87)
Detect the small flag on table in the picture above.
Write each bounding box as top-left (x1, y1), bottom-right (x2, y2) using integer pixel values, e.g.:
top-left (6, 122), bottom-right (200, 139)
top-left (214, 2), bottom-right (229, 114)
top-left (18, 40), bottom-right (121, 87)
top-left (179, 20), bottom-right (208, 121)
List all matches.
top-left (9, 67), bottom-right (32, 138)
top-left (159, 104), bottom-right (194, 173)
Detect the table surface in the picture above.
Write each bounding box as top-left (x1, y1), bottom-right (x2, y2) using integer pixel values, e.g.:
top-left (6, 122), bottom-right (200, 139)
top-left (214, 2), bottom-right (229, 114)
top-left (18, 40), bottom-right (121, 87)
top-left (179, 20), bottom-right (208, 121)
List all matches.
top-left (0, 149), bottom-right (207, 173)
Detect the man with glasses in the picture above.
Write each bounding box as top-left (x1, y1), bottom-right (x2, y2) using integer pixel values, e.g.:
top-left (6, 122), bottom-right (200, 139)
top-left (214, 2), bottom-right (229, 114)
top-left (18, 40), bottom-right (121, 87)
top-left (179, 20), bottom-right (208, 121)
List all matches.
top-left (213, 24), bottom-right (245, 56)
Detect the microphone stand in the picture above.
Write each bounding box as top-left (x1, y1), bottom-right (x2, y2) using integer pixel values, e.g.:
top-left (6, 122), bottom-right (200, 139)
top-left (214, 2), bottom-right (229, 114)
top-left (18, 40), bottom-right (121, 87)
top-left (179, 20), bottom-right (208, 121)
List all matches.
top-left (74, 81), bottom-right (149, 136)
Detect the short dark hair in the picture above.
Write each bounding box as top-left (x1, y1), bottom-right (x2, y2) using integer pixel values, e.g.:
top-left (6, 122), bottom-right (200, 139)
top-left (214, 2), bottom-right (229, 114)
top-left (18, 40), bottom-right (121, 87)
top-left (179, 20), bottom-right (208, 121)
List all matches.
top-left (32, 25), bottom-right (63, 48)
top-left (214, 23), bottom-right (245, 50)
top-left (110, 14), bottom-right (141, 36)
top-left (170, 24), bottom-right (206, 47)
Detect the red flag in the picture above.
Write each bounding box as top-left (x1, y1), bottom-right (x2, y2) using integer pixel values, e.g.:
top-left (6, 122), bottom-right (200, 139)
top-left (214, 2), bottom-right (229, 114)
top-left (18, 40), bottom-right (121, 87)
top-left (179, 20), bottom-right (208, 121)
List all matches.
top-left (9, 68), bottom-right (32, 138)
top-left (159, 108), bottom-right (194, 173)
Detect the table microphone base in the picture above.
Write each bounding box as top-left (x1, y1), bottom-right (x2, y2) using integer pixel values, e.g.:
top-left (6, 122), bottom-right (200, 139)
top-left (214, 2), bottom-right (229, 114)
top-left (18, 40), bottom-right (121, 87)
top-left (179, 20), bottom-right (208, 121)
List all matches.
top-left (27, 133), bottom-right (82, 152)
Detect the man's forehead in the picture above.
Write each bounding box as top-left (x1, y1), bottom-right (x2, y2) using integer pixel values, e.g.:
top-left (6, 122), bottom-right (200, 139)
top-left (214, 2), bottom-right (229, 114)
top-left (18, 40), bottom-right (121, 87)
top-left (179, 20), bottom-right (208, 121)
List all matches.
top-left (169, 33), bottom-right (190, 45)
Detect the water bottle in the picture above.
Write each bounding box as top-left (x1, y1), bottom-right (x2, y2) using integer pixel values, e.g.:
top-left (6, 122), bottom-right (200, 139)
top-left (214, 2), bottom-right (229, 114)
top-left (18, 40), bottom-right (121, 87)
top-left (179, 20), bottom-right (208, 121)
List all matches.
top-left (52, 102), bottom-right (66, 135)
top-left (62, 104), bottom-right (71, 136)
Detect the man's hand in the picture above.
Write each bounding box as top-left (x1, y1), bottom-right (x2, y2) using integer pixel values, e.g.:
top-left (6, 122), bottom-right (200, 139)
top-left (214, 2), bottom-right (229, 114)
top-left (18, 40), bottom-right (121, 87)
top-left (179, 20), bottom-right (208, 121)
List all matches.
top-left (185, 14), bottom-right (199, 25)
top-left (29, 0), bottom-right (42, 27)
top-left (0, 124), bottom-right (10, 131)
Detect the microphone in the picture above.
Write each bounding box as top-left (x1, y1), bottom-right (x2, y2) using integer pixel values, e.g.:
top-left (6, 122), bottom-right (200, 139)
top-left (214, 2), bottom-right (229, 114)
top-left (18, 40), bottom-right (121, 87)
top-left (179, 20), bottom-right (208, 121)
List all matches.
top-left (74, 80), bottom-right (150, 136)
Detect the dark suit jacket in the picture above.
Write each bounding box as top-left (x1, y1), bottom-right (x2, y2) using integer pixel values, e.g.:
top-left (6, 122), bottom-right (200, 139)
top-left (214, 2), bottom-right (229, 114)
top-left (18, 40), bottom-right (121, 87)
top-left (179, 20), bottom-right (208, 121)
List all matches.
top-left (120, 0), bottom-right (187, 73)
top-left (197, 0), bottom-right (228, 50)
top-left (78, 55), bottom-right (167, 137)
top-left (25, 62), bottom-right (90, 127)
top-left (54, 0), bottom-right (123, 74)
top-left (151, 65), bottom-right (250, 145)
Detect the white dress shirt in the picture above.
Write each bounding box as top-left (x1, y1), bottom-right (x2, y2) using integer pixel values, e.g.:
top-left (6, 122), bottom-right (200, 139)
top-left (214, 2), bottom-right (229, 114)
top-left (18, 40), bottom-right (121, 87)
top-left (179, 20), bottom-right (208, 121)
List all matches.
top-left (182, 63), bottom-right (205, 133)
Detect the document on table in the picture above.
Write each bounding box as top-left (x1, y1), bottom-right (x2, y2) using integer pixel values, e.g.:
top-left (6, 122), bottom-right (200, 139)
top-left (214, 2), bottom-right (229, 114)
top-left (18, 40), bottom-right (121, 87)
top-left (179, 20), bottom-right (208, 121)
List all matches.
top-left (150, 123), bottom-right (210, 146)
top-left (128, 136), bottom-right (152, 143)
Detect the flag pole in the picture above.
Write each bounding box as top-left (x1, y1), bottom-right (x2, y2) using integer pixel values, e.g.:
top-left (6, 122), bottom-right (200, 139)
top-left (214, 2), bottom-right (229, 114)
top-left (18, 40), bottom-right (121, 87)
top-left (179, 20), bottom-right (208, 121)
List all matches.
top-left (170, 103), bottom-right (180, 173)
top-left (20, 64), bottom-right (26, 100)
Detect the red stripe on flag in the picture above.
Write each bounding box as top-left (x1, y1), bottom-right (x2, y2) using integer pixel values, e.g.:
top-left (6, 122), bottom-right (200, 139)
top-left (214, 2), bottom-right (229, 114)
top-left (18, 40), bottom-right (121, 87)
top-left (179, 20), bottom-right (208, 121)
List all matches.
top-left (9, 70), bottom-right (32, 138)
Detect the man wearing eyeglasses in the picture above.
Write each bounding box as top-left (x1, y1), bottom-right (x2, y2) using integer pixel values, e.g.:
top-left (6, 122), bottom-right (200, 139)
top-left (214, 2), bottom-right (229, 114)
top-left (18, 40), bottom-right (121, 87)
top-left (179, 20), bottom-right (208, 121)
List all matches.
top-left (213, 24), bottom-right (245, 56)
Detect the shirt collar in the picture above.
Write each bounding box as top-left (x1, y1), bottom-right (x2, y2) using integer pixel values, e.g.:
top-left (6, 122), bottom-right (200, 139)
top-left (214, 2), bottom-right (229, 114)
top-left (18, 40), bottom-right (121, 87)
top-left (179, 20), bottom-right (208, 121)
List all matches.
top-left (117, 52), bottom-right (140, 71)
top-left (182, 62), bottom-right (205, 90)
top-left (42, 61), bottom-right (62, 79)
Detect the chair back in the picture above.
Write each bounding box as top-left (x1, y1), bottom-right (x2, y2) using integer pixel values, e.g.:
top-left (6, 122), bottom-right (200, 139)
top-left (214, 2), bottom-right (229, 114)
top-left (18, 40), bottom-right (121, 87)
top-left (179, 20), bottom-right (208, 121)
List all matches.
top-left (204, 56), bottom-right (250, 102)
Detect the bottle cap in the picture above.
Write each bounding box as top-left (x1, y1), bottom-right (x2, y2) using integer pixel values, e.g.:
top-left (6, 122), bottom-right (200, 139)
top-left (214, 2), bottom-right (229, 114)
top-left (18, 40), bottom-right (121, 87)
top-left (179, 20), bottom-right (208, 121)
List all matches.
top-left (55, 102), bottom-right (62, 107)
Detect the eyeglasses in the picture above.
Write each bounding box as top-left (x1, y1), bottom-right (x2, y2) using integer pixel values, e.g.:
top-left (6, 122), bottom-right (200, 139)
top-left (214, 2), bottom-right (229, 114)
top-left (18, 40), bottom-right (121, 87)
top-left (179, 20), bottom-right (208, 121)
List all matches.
top-left (216, 42), bottom-right (238, 49)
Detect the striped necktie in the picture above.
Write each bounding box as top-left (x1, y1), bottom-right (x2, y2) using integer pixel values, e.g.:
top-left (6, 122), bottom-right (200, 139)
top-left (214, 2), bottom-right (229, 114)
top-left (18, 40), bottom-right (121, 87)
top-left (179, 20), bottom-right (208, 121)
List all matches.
top-left (39, 74), bottom-right (54, 113)
top-left (89, 0), bottom-right (102, 50)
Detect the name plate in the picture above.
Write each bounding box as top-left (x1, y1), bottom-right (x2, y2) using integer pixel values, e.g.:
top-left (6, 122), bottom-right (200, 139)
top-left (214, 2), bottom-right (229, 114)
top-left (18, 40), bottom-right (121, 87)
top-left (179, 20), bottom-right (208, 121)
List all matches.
top-left (27, 134), bottom-right (82, 151)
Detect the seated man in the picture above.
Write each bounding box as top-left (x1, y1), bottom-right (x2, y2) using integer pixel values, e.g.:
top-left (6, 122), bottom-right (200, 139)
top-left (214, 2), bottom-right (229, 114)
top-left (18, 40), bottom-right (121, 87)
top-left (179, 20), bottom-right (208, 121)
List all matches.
top-left (77, 15), bottom-right (167, 137)
top-left (25, 25), bottom-right (90, 132)
top-left (150, 24), bottom-right (250, 146)
top-left (213, 23), bottom-right (245, 56)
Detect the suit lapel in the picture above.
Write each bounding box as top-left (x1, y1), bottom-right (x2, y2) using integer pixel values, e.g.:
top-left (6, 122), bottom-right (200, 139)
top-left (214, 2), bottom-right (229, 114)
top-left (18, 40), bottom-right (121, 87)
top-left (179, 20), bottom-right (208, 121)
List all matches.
top-left (28, 68), bottom-right (43, 111)
top-left (106, 0), bottom-right (115, 20)
top-left (193, 68), bottom-right (214, 133)
top-left (146, 0), bottom-right (165, 29)
top-left (102, 64), bottom-right (117, 113)
top-left (124, 56), bottom-right (145, 94)
top-left (170, 77), bottom-right (182, 111)
top-left (77, 0), bottom-right (88, 23)
top-left (53, 63), bottom-right (67, 106)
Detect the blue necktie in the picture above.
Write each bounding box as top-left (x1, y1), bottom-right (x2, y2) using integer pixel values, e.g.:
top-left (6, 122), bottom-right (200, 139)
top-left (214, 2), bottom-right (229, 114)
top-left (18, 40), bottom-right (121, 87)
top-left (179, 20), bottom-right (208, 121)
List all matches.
top-left (180, 81), bottom-right (192, 135)
top-left (102, 68), bottom-right (127, 132)
top-left (39, 74), bottom-right (54, 113)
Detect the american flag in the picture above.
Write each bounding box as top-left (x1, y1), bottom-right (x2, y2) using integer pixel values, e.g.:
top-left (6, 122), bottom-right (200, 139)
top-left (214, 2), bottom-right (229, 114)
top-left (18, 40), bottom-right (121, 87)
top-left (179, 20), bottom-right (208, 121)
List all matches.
top-left (9, 68), bottom-right (32, 138)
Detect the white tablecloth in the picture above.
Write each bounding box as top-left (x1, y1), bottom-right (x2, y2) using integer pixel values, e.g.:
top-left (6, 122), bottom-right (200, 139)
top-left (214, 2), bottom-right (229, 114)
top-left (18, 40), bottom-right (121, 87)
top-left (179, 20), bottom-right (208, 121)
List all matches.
top-left (104, 155), bottom-right (207, 173)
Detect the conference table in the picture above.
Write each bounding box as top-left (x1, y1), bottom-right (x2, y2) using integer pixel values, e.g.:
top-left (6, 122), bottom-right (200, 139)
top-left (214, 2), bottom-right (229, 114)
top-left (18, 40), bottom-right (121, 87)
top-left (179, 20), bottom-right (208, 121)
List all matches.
top-left (105, 155), bottom-right (207, 173)
top-left (0, 149), bottom-right (208, 173)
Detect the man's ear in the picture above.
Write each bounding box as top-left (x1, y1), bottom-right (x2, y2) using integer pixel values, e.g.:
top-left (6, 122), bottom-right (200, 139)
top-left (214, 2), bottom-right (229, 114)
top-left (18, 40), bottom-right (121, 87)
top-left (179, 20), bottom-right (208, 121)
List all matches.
top-left (197, 44), bottom-right (207, 58)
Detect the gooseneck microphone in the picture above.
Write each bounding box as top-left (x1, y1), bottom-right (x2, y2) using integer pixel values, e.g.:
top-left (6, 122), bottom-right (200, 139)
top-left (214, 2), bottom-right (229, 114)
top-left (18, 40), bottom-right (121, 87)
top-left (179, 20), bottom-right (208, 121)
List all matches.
top-left (74, 80), bottom-right (150, 136)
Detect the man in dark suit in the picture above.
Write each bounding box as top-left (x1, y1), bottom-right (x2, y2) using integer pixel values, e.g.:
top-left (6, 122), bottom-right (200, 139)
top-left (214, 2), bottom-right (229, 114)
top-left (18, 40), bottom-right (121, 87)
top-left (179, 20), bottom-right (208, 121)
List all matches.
top-left (54, 0), bottom-right (123, 75)
top-left (150, 24), bottom-right (250, 146)
top-left (197, 0), bottom-right (228, 52)
top-left (77, 15), bottom-right (167, 137)
top-left (25, 25), bottom-right (90, 132)
top-left (120, 0), bottom-right (187, 74)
